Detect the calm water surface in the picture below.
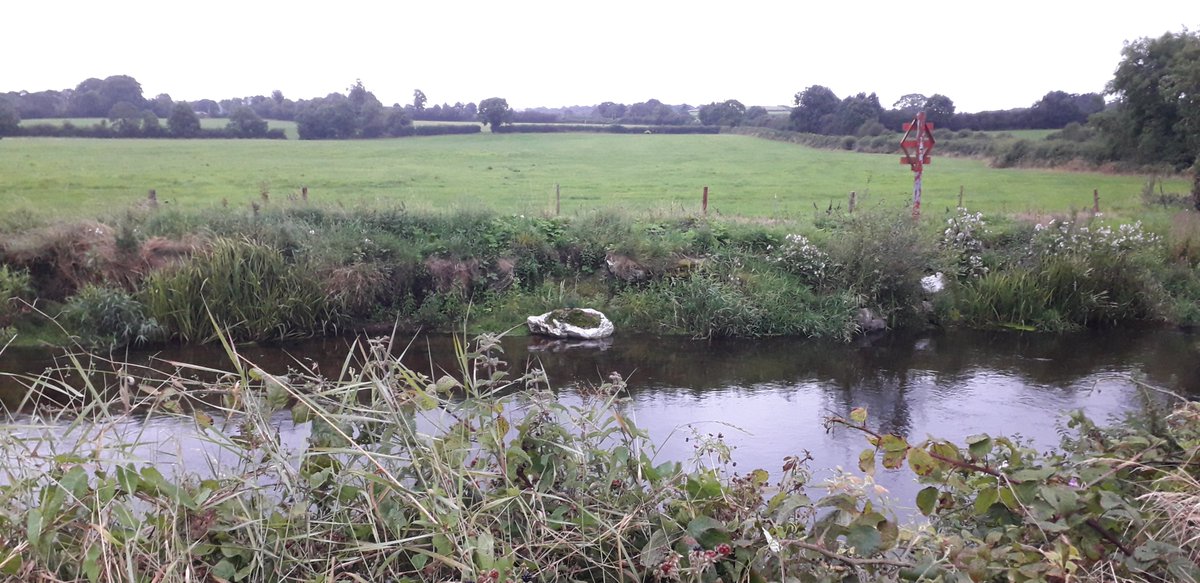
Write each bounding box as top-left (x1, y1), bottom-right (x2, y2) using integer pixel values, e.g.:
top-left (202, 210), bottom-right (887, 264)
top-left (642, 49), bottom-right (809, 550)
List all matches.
top-left (2, 328), bottom-right (1197, 507)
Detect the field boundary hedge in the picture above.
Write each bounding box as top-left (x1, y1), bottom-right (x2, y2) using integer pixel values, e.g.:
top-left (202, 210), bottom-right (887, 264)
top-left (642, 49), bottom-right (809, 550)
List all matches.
top-left (495, 124), bottom-right (720, 134)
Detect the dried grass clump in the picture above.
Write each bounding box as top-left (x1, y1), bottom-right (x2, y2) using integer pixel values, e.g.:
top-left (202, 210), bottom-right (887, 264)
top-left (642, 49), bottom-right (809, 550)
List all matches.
top-left (0, 221), bottom-right (118, 298)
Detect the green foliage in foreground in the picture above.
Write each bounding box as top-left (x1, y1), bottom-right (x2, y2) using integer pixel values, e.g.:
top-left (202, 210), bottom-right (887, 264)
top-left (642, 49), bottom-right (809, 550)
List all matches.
top-left (0, 335), bottom-right (1195, 582)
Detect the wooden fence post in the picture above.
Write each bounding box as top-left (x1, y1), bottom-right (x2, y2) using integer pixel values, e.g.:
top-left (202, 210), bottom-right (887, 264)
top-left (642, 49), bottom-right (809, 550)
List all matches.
top-left (958, 185), bottom-right (964, 209)
top-left (702, 186), bottom-right (709, 216)
top-left (556, 183), bottom-right (561, 216)
top-left (849, 191), bottom-right (856, 213)
top-left (1093, 189), bottom-right (1100, 214)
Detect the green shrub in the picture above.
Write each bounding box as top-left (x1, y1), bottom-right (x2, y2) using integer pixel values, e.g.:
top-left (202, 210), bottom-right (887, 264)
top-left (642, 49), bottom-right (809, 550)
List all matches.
top-left (824, 210), bottom-right (944, 326)
top-left (60, 284), bottom-right (165, 348)
top-left (0, 265), bottom-right (32, 328)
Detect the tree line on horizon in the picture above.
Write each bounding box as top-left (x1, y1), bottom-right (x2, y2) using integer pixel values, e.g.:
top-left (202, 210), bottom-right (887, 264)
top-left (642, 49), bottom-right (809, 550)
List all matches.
top-left (0, 28), bottom-right (1195, 172)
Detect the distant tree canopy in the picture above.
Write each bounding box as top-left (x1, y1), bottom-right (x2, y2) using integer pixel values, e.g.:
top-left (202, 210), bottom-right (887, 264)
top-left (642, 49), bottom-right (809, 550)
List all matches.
top-left (294, 81), bottom-right (412, 139)
top-left (1096, 29), bottom-right (1200, 169)
top-left (168, 103), bottom-right (200, 137)
top-left (0, 98), bottom-right (19, 136)
top-left (477, 97), bottom-right (513, 130)
top-left (68, 75), bottom-right (146, 117)
top-left (698, 100), bottom-right (746, 126)
top-left (227, 106), bottom-right (269, 138)
top-left (622, 99), bottom-right (692, 125)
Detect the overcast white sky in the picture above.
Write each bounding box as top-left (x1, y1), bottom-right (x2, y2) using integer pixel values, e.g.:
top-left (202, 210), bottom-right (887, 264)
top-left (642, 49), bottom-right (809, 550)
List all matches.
top-left (3, 0), bottom-right (1195, 113)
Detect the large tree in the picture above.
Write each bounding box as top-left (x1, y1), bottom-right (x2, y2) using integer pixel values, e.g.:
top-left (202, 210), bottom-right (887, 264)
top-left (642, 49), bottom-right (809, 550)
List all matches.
top-left (0, 98), bottom-right (19, 136)
top-left (790, 85), bottom-right (839, 133)
top-left (698, 99), bottom-right (745, 126)
top-left (596, 101), bottom-right (626, 121)
top-left (227, 106), bottom-right (268, 137)
top-left (829, 92), bottom-right (882, 135)
top-left (348, 80), bottom-right (386, 137)
top-left (923, 94), bottom-right (956, 129)
top-left (168, 103), bottom-right (200, 137)
top-left (1101, 29), bottom-right (1200, 169)
top-left (477, 97), bottom-right (513, 130)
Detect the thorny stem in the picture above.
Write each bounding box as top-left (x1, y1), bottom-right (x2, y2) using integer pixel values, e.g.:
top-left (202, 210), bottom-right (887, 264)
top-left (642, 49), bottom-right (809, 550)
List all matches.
top-left (826, 415), bottom-right (1135, 557)
top-left (782, 540), bottom-right (914, 569)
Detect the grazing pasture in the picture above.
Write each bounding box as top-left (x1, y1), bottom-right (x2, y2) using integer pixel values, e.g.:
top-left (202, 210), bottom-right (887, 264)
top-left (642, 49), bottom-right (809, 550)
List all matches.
top-left (0, 133), bottom-right (1186, 222)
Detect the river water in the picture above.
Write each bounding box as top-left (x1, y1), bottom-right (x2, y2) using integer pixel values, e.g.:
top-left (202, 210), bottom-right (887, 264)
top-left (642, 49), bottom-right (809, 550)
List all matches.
top-left (2, 327), bottom-right (1197, 508)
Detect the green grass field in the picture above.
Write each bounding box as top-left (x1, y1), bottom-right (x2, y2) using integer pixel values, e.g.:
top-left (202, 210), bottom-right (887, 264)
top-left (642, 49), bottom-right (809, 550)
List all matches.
top-left (0, 133), bottom-right (1187, 222)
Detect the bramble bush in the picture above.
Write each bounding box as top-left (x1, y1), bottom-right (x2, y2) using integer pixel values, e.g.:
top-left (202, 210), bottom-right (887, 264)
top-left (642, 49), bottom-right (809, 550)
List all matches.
top-left (0, 334), bottom-right (1194, 582)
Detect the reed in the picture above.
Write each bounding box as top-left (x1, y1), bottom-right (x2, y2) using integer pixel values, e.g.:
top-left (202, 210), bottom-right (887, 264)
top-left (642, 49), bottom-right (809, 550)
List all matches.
top-left (142, 238), bottom-right (339, 343)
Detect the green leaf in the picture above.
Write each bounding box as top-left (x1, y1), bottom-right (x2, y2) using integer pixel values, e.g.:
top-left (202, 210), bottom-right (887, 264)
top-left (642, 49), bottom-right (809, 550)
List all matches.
top-left (907, 448), bottom-right (936, 476)
top-left (640, 530), bottom-right (670, 568)
top-left (1038, 485), bottom-right (1079, 514)
top-left (916, 486), bottom-right (938, 516)
top-left (474, 532), bottom-right (495, 570)
top-left (974, 486), bottom-right (999, 515)
top-left (850, 407), bottom-right (867, 424)
top-left (687, 515), bottom-right (732, 547)
top-left (410, 552), bottom-right (429, 571)
top-left (0, 547), bottom-right (23, 576)
top-left (858, 448), bottom-right (875, 476)
top-left (26, 509), bottom-right (43, 547)
top-left (1010, 467), bottom-right (1055, 482)
top-left (880, 434), bottom-right (908, 452)
top-left (877, 520), bottom-right (900, 551)
top-left (882, 449), bottom-right (907, 470)
top-left (84, 544), bottom-right (102, 582)
top-left (290, 402), bottom-right (313, 424)
top-left (966, 434), bottom-right (993, 458)
top-left (999, 486), bottom-right (1020, 510)
top-left (60, 465), bottom-right (89, 498)
top-left (685, 475), bottom-right (722, 500)
top-left (115, 465), bottom-right (140, 494)
top-left (844, 524), bottom-right (882, 555)
top-left (211, 558), bottom-right (237, 581)
top-left (930, 441), bottom-right (961, 464)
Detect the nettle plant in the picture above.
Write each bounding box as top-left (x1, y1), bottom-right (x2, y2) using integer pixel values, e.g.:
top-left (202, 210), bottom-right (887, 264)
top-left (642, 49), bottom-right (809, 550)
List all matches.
top-left (941, 208), bottom-right (989, 279)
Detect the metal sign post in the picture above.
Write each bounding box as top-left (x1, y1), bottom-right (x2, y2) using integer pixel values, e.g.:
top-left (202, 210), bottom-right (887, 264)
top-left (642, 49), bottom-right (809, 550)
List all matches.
top-left (899, 111), bottom-right (935, 219)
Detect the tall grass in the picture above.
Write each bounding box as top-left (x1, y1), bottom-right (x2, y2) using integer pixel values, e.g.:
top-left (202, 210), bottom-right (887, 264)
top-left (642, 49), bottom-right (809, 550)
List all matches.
top-left (142, 238), bottom-right (339, 343)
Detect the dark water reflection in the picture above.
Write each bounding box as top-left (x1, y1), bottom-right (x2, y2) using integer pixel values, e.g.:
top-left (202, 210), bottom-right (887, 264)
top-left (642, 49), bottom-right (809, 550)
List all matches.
top-left (1, 327), bottom-right (1197, 507)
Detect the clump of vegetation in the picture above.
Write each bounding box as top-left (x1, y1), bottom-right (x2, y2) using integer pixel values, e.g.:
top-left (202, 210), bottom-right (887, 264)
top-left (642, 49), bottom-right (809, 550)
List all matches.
top-left (142, 238), bottom-right (339, 343)
top-left (821, 209), bottom-right (945, 328)
top-left (0, 335), bottom-right (1193, 581)
top-left (2, 202), bottom-right (1198, 346)
top-left (60, 284), bottom-right (164, 349)
top-left (0, 265), bottom-right (33, 343)
top-left (547, 307), bottom-right (601, 328)
top-left (949, 214), bottom-right (1174, 331)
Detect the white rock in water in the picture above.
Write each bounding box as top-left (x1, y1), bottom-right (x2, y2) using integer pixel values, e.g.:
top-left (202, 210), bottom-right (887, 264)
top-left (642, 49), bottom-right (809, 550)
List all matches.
top-left (921, 272), bottom-right (945, 294)
top-left (527, 308), bottom-right (614, 339)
